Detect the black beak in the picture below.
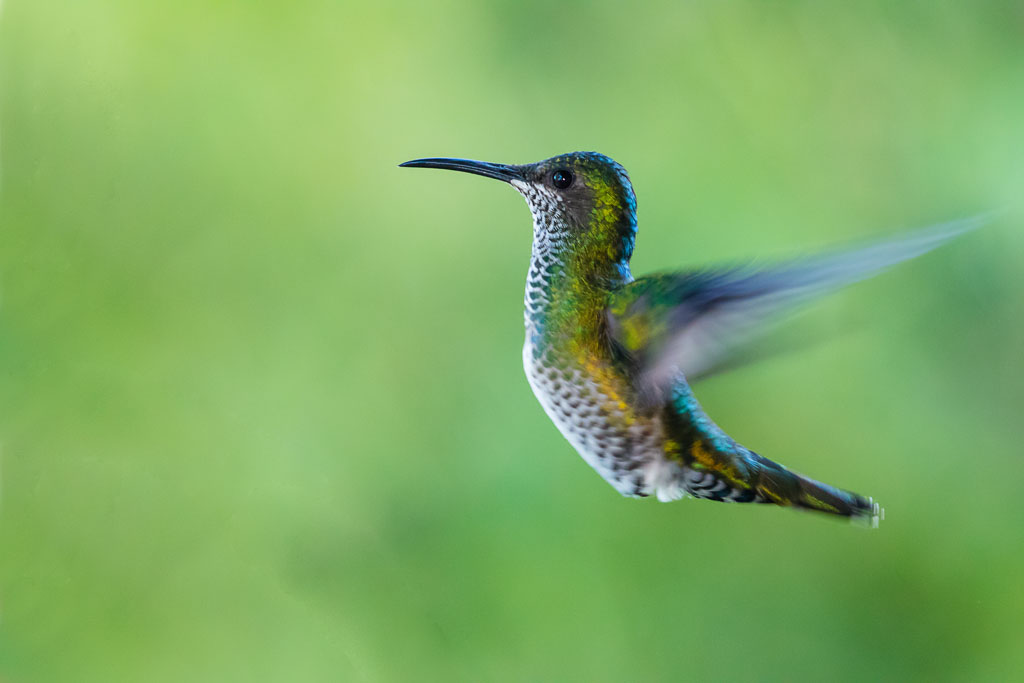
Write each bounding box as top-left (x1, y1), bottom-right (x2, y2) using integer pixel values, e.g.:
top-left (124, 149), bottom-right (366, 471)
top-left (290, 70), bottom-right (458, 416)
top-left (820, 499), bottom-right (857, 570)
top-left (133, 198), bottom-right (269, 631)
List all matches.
top-left (399, 157), bottom-right (524, 183)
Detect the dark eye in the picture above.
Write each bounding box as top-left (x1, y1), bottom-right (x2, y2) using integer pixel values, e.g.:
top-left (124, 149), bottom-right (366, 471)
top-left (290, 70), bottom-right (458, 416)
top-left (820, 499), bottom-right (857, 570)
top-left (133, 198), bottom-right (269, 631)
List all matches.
top-left (551, 169), bottom-right (573, 189)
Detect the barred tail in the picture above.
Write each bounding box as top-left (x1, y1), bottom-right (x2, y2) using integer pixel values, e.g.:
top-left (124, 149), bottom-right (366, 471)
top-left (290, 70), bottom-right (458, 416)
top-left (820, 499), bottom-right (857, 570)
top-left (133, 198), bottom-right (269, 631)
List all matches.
top-left (748, 451), bottom-right (882, 526)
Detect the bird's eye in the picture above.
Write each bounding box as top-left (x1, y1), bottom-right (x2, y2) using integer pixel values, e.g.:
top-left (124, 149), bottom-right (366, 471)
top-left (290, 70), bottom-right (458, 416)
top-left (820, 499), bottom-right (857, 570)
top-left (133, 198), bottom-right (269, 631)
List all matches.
top-left (551, 169), bottom-right (573, 189)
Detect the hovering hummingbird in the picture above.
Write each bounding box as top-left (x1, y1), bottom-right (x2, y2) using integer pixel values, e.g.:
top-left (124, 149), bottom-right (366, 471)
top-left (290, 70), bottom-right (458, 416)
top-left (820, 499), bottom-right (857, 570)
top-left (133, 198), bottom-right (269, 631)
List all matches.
top-left (401, 152), bottom-right (979, 525)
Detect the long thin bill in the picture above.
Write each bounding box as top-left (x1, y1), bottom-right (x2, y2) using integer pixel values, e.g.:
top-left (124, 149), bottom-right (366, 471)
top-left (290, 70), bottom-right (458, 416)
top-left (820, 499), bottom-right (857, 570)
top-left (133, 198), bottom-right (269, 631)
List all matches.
top-left (399, 157), bottom-right (524, 183)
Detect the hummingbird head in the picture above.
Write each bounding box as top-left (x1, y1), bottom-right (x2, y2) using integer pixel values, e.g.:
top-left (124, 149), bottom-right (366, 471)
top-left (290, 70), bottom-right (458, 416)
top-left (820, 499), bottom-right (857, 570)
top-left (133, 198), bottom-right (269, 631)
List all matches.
top-left (401, 152), bottom-right (638, 275)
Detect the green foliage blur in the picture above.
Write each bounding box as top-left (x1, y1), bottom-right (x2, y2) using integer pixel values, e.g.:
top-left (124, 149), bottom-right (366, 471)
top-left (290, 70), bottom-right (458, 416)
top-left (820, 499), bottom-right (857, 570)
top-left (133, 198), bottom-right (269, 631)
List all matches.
top-left (1, 1), bottom-right (1022, 681)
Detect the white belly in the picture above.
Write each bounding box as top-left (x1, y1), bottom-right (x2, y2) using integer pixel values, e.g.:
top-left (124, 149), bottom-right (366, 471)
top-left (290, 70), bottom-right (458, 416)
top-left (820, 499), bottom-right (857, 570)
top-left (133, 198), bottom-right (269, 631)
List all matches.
top-left (522, 340), bottom-right (686, 500)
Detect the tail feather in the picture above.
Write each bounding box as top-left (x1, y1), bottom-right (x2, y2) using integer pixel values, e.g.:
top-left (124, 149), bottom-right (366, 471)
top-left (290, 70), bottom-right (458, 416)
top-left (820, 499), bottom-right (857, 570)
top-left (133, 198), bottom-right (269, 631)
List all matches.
top-left (749, 450), bottom-right (882, 526)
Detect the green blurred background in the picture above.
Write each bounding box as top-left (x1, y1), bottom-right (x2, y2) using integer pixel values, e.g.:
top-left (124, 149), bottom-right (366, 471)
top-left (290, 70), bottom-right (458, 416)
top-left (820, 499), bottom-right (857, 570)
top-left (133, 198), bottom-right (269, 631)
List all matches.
top-left (1, 1), bottom-right (1022, 681)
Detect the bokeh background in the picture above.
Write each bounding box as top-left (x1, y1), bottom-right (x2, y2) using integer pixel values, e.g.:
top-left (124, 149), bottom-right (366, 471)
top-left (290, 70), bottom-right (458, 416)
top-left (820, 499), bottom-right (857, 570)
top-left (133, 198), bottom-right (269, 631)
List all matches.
top-left (2, 1), bottom-right (1023, 681)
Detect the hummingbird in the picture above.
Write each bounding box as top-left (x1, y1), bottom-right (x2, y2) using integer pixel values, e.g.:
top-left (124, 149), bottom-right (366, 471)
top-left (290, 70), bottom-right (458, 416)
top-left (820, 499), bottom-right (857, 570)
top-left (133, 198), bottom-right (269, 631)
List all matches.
top-left (401, 152), bottom-right (979, 525)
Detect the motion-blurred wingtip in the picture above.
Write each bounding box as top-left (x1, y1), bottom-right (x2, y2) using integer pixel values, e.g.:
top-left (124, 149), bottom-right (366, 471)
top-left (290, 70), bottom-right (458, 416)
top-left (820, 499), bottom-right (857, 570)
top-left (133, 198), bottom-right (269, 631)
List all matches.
top-left (934, 210), bottom-right (999, 237)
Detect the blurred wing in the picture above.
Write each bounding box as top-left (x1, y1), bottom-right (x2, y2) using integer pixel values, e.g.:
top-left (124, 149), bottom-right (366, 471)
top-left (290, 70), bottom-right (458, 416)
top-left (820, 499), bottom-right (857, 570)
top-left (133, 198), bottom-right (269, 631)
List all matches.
top-left (606, 216), bottom-right (985, 394)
